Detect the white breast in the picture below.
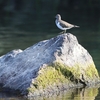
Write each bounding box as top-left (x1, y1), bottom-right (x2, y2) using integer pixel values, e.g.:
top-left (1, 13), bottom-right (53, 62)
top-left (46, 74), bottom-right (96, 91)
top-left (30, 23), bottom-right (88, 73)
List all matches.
top-left (55, 20), bottom-right (67, 30)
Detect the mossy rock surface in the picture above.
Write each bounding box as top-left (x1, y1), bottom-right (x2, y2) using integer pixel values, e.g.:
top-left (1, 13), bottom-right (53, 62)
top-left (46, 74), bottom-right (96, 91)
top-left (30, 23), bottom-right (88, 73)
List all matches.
top-left (28, 62), bottom-right (99, 96)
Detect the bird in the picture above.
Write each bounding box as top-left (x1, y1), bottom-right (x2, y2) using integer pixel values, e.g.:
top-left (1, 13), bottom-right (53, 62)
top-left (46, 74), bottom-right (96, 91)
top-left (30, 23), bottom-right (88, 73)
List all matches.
top-left (55, 14), bottom-right (79, 33)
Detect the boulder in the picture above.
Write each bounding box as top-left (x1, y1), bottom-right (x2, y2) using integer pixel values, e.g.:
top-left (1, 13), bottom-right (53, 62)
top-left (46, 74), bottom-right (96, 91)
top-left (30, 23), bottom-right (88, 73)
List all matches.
top-left (0, 33), bottom-right (99, 97)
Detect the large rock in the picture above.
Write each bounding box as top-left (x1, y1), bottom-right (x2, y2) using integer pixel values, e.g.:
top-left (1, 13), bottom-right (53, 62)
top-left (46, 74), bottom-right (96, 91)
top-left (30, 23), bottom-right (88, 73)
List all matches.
top-left (0, 33), bottom-right (99, 97)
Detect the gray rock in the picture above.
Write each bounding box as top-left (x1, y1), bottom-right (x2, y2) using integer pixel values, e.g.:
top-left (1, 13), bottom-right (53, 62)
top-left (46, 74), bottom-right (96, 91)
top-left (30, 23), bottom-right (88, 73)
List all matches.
top-left (0, 33), bottom-right (99, 96)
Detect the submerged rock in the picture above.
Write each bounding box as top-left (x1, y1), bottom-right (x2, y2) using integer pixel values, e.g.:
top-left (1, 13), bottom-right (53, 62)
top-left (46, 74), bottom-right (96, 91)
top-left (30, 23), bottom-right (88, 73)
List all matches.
top-left (0, 33), bottom-right (99, 97)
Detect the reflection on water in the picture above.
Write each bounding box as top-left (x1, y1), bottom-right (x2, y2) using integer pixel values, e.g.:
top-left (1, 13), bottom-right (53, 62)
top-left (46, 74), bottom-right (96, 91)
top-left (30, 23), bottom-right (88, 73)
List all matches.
top-left (0, 86), bottom-right (99, 100)
top-left (36, 87), bottom-right (99, 100)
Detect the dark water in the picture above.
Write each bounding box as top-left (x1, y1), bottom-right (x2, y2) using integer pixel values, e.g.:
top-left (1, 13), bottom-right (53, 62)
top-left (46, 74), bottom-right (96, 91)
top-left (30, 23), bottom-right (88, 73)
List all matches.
top-left (0, 17), bottom-right (100, 100)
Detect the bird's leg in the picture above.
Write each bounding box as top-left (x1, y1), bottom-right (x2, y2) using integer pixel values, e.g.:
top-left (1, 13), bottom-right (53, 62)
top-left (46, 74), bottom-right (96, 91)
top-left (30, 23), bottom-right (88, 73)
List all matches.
top-left (59, 30), bottom-right (66, 34)
top-left (62, 30), bottom-right (66, 34)
top-left (64, 30), bottom-right (66, 33)
top-left (59, 31), bottom-right (64, 34)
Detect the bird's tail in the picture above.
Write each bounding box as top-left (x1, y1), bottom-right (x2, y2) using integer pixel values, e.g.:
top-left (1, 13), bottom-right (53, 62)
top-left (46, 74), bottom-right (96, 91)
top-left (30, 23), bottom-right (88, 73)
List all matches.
top-left (74, 25), bottom-right (79, 28)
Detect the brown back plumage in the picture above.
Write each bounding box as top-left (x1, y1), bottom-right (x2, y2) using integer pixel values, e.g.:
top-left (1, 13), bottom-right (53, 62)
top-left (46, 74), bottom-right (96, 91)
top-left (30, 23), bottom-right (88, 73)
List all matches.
top-left (56, 14), bottom-right (79, 28)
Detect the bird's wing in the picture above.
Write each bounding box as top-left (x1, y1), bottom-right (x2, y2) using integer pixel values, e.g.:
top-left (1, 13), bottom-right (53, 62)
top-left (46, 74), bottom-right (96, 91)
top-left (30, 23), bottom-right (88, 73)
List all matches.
top-left (59, 20), bottom-right (74, 28)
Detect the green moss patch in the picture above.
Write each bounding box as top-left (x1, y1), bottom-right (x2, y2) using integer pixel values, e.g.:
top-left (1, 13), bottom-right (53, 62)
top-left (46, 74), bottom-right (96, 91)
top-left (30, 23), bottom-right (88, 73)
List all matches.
top-left (28, 62), bottom-right (99, 93)
top-left (84, 64), bottom-right (99, 78)
top-left (28, 65), bottom-right (70, 93)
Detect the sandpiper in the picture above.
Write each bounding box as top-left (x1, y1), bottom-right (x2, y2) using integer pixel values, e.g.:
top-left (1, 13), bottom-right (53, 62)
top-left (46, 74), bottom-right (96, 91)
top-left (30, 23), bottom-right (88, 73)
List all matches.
top-left (55, 14), bottom-right (79, 33)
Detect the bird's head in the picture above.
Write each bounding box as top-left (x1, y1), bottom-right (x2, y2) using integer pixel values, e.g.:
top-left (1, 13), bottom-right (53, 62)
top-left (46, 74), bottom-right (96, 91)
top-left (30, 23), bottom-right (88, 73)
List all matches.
top-left (55, 14), bottom-right (61, 20)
